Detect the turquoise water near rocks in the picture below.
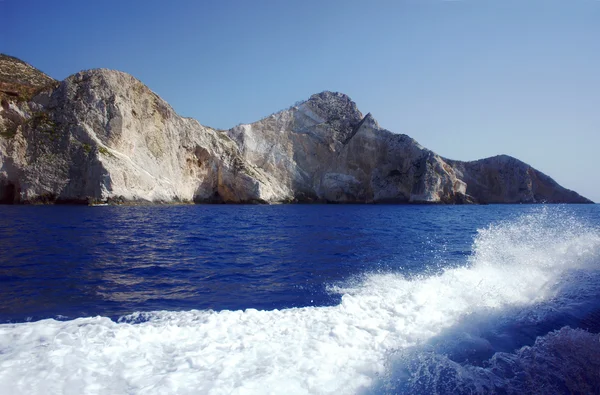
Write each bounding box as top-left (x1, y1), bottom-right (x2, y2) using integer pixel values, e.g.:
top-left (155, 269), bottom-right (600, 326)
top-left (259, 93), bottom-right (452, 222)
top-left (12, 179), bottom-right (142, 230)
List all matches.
top-left (0, 204), bottom-right (599, 394)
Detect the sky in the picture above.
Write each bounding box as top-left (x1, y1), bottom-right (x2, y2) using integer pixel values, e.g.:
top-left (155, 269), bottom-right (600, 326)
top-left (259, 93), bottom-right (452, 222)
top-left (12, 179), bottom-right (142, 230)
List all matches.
top-left (2, 0), bottom-right (599, 202)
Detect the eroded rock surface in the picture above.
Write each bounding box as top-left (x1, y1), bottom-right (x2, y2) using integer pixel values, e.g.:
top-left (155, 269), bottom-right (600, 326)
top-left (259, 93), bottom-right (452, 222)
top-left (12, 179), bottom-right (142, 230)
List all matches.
top-left (0, 66), bottom-right (282, 204)
top-left (228, 93), bottom-right (471, 203)
top-left (0, 55), bottom-right (592, 204)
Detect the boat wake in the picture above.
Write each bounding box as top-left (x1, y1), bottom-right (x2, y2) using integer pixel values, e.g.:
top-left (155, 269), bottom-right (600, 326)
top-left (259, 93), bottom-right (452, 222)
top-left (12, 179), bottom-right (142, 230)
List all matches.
top-left (0, 207), bottom-right (599, 394)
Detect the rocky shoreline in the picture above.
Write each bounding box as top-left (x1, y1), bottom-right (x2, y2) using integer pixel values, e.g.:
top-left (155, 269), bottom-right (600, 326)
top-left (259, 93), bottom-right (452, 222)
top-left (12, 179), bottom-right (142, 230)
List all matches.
top-left (0, 54), bottom-right (592, 205)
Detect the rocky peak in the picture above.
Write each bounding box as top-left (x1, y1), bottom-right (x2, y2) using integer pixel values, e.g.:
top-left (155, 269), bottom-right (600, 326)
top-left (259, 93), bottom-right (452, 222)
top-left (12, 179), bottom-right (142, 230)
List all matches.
top-left (63, 68), bottom-right (146, 95)
top-left (297, 91), bottom-right (367, 144)
top-left (303, 91), bottom-right (363, 124)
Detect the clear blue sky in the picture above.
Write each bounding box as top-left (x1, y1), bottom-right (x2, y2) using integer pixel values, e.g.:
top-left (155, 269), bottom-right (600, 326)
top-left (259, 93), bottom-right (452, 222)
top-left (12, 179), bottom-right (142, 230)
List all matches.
top-left (3, 0), bottom-right (599, 202)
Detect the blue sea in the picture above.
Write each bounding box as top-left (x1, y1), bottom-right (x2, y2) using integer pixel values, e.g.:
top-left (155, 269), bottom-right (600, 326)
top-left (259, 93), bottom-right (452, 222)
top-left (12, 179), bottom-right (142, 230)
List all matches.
top-left (0, 204), bottom-right (599, 394)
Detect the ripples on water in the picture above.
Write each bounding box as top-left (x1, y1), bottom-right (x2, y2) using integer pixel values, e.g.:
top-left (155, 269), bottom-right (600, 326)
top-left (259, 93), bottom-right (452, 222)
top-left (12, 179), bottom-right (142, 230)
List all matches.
top-left (0, 204), bottom-right (492, 321)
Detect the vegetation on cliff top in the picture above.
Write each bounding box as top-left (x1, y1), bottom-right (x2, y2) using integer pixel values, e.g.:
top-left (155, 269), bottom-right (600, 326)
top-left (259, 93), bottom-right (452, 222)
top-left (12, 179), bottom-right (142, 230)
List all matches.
top-left (0, 54), bottom-right (58, 103)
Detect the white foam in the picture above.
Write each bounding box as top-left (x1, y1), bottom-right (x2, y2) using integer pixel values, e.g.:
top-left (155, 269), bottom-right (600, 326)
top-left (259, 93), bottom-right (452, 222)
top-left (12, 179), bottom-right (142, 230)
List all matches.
top-left (0, 208), bottom-right (599, 394)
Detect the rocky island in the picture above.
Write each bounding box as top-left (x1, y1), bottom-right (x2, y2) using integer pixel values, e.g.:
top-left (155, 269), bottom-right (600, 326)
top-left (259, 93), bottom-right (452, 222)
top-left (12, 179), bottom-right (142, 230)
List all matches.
top-left (0, 54), bottom-right (592, 204)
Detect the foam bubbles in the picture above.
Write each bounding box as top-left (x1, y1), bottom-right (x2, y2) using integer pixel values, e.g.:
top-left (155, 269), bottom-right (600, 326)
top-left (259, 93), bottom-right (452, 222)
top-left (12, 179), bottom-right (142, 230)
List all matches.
top-left (1, 207), bottom-right (599, 394)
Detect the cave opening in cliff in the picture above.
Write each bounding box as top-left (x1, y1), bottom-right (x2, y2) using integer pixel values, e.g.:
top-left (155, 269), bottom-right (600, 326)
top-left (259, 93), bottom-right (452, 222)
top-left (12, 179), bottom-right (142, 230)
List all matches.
top-left (0, 181), bottom-right (19, 204)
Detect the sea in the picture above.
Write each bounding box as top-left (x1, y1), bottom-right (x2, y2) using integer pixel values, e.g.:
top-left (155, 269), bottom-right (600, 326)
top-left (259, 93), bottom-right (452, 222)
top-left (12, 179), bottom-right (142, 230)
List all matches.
top-left (0, 204), bottom-right (599, 394)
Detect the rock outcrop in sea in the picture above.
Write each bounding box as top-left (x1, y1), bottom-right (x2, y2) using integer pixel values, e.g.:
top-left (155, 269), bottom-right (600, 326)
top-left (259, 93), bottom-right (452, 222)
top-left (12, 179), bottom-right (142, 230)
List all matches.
top-left (0, 54), bottom-right (592, 204)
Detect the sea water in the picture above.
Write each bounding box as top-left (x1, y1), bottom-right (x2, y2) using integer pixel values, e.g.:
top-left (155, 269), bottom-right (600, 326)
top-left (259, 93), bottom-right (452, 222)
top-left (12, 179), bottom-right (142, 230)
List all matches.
top-left (0, 204), bottom-right (599, 394)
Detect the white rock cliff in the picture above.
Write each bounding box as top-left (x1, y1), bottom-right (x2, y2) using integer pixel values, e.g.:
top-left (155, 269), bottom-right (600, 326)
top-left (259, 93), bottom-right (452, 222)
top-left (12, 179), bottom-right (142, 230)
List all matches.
top-left (0, 55), bottom-right (592, 204)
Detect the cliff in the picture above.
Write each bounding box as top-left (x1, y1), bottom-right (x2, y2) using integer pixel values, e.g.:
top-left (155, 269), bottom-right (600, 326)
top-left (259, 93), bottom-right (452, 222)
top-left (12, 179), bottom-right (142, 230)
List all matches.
top-left (227, 92), bottom-right (471, 203)
top-left (0, 66), bottom-right (283, 204)
top-left (0, 55), bottom-right (592, 204)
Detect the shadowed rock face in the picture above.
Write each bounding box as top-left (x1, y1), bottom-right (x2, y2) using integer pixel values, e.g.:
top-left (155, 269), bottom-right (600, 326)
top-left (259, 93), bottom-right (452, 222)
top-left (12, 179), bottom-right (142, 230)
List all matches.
top-left (447, 155), bottom-right (591, 204)
top-left (0, 54), bottom-right (593, 204)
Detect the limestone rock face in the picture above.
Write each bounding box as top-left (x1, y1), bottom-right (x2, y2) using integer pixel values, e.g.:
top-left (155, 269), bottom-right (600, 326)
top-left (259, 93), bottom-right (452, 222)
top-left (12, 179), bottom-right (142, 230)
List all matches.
top-left (0, 67), bottom-right (283, 204)
top-left (0, 55), bottom-right (592, 204)
top-left (229, 92), bottom-right (590, 204)
top-left (229, 93), bottom-right (470, 203)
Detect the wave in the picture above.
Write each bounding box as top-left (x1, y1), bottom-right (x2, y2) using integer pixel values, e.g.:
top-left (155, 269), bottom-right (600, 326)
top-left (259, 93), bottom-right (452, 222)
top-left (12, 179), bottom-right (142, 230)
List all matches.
top-left (371, 326), bottom-right (600, 394)
top-left (0, 207), bottom-right (599, 394)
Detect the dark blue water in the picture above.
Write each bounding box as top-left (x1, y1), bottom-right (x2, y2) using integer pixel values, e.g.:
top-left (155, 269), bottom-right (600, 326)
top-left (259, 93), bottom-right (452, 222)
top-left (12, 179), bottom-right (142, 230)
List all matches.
top-left (0, 204), bottom-right (599, 394)
top-left (0, 204), bottom-right (568, 323)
